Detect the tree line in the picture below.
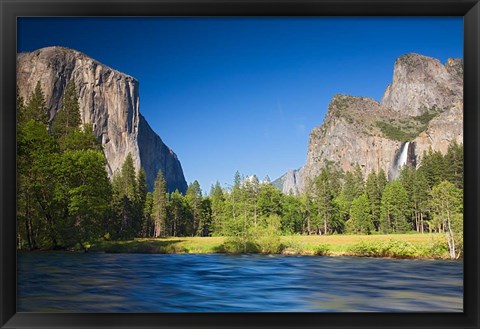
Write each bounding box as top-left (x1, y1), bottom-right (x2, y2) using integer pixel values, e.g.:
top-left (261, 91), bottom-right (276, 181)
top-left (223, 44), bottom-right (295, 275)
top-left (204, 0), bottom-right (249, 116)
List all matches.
top-left (16, 81), bottom-right (463, 258)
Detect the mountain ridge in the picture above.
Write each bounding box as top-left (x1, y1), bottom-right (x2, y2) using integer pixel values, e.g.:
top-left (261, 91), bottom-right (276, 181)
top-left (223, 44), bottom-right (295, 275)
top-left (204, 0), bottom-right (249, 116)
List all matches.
top-left (275, 53), bottom-right (463, 194)
top-left (17, 46), bottom-right (188, 193)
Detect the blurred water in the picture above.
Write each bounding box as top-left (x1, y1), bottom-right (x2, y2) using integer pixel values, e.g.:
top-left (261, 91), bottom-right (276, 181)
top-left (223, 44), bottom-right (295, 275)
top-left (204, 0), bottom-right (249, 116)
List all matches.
top-left (17, 253), bottom-right (463, 312)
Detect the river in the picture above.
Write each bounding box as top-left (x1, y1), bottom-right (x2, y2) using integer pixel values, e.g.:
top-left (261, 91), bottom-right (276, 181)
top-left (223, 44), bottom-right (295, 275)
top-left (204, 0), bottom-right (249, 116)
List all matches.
top-left (17, 253), bottom-right (463, 312)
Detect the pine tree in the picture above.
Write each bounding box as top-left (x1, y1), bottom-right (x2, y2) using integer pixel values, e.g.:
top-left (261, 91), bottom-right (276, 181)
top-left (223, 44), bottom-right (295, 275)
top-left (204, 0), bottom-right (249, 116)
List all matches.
top-left (412, 170), bottom-right (430, 233)
top-left (111, 153), bottom-right (139, 239)
top-left (419, 148), bottom-right (446, 189)
top-left (17, 85), bottom-right (27, 125)
top-left (399, 165), bottom-right (416, 229)
top-left (380, 180), bottom-right (410, 233)
top-left (209, 181), bottom-right (226, 236)
top-left (346, 193), bottom-right (373, 234)
top-left (186, 180), bottom-right (203, 236)
top-left (169, 190), bottom-right (187, 237)
top-left (143, 192), bottom-right (154, 237)
top-left (51, 80), bottom-right (81, 138)
top-left (25, 81), bottom-right (49, 125)
top-left (366, 171), bottom-right (381, 231)
top-left (136, 168), bottom-right (148, 236)
top-left (430, 180), bottom-right (463, 259)
top-left (445, 141), bottom-right (463, 189)
top-left (57, 149), bottom-right (111, 250)
top-left (313, 167), bottom-right (341, 235)
top-left (152, 170), bottom-right (168, 238)
top-left (257, 182), bottom-right (282, 220)
top-left (281, 194), bottom-right (303, 234)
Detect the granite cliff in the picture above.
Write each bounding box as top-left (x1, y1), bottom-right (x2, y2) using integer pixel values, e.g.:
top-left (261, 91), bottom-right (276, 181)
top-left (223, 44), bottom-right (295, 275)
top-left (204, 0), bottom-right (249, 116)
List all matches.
top-left (275, 53), bottom-right (463, 194)
top-left (17, 46), bottom-right (188, 193)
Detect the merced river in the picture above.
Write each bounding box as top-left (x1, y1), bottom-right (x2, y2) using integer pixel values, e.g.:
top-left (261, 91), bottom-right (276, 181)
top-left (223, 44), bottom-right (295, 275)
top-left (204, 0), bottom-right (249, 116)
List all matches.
top-left (17, 253), bottom-right (463, 312)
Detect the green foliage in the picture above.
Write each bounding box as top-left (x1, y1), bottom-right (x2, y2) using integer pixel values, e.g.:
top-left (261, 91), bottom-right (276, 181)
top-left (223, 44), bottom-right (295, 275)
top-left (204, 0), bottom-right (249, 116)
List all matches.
top-left (57, 124), bottom-right (101, 152)
top-left (375, 110), bottom-right (439, 142)
top-left (17, 81), bottom-right (111, 250)
top-left (168, 189), bottom-right (189, 237)
top-left (16, 77), bottom-right (463, 259)
top-left (346, 194), bottom-right (373, 234)
top-left (380, 180), bottom-right (410, 233)
top-left (186, 180), bottom-right (203, 236)
top-left (375, 120), bottom-right (418, 142)
top-left (51, 80), bottom-right (81, 138)
top-left (110, 153), bottom-right (146, 240)
top-left (252, 215), bottom-right (283, 253)
top-left (24, 81), bottom-right (49, 125)
top-left (413, 111), bottom-right (438, 125)
top-left (418, 148), bottom-right (446, 189)
top-left (445, 141), bottom-right (463, 189)
top-left (56, 150), bottom-right (111, 249)
top-left (366, 170), bottom-right (384, 231)
top-left (348, 240), bottom-right (420, 258)
top-left (281, 195), bottom-right (303, 234)
top-left (152, 170), bottom-right (168, 237)
top-left (209, 181), bottom-right (226, 236)
top-left (313, 244), bottom-right (330, 256)
top-left (312, 167), bottom-right (342, 235)
top-left (430, 180), bottom-right (463, 259)
top-left (257, 182), bottom-right (282, 219)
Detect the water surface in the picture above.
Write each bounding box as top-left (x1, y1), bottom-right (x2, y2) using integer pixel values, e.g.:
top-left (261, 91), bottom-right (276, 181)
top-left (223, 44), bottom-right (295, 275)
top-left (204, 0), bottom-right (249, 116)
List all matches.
top-left (17, 253), bottom-right (463, 312)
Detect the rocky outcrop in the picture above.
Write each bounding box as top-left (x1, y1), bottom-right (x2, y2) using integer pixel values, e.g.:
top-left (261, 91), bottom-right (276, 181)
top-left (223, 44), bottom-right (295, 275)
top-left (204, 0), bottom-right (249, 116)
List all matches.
top-left (302, 95), bottom-right (400, 186)
top-left (275, 53), bottom-right (463, 194)
top-left (414, 102), bottom-right (463, 158)
top-left (381, 53), bottom-right (463, 116)
top-left (272, 168), bottom-right (304, 195)
top-left (17, 46), bottom-right (187, 193)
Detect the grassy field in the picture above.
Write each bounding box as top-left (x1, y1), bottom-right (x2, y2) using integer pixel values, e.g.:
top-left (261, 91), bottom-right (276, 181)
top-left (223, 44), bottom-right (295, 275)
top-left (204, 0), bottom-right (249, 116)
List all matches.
top-left (90, 233), bottom-right (452, 259)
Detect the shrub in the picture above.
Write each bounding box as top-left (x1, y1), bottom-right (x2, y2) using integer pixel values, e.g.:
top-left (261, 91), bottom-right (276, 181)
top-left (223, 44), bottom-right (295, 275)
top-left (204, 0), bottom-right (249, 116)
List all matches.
top-left (314, 244), bottom-right (330, 256)
top-left (348, 240), bottom-right (419, 258)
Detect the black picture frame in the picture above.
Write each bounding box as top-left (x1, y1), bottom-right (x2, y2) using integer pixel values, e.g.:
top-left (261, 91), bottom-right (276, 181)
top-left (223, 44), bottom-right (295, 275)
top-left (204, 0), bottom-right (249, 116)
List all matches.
top-left (1, 0), bottom-right (479, 328)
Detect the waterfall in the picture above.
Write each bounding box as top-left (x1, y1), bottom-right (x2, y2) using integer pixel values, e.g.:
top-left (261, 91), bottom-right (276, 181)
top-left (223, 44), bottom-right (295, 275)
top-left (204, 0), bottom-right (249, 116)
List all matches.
top-left (390, 142), bottom-right (410, 180)
top-left (398, 142), bottom-right (410, 168)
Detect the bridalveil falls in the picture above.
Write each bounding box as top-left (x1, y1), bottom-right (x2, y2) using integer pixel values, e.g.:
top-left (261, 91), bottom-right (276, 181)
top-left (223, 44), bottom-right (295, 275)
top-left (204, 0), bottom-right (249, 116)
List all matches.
top-left (390, 142), bottom-right (416, 180)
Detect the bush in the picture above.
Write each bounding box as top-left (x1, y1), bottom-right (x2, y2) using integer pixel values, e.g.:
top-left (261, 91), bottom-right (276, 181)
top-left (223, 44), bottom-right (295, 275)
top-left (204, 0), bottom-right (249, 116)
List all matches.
top-left (423, 239), bottom-right (449, 259)
top-left (382, 240), bottom-right (419, 258)
top-left (314, 244), bottom-right (330, 256)
top-left (222, 238), bottom-right (258, 253)
top-left (348, 240), bottom-right (420, 258)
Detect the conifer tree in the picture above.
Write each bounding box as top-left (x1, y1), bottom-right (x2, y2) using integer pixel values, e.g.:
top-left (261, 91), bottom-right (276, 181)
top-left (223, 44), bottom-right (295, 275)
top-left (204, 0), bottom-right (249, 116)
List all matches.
top-left (430, 180), bottom-right (463, 259)
top-left (445, 141), bottom-right (463, 189)
top-left (419, 148), bottom-right (446, 188)
top-left (169, 189), bottom-right (186, 237)
top-left (25, 81), bottom-right (49, 125)
top-left (346, 193), bottom-right (373, 234)
top-left (380, 180), bottom-right (410, 233)
top-left (313, 167), bottom-right (341, 235)
top-left (186, 180), bottom-right (203, 236)
top-left (209, 181), bottom-right (226, 236)
top-left (51, 80), bottom-right (81, 138)
top-left (152, 170), bottom-right (168, 238)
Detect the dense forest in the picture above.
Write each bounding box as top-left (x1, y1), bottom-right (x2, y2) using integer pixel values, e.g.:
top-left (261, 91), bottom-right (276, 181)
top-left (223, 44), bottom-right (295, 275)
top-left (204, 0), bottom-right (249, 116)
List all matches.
top-left (17, 82), bottom-right (464, 259)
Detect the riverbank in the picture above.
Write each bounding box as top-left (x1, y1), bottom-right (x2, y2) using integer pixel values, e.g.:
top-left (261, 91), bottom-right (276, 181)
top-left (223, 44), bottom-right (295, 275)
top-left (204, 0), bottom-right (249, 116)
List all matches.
top-left (90, 233), bottom-right (453, 259)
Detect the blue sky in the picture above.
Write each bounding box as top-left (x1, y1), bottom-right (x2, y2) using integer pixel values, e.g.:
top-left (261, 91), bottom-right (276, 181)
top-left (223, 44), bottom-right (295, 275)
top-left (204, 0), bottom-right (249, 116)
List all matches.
top-left (17, 17), bottom-right (463, 193)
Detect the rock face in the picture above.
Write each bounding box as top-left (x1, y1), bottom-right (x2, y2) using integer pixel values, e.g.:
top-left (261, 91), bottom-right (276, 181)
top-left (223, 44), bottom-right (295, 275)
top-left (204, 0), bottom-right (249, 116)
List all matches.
top-left (272, 168), bottom-right (304, 195)
top-left (381, 54), bottom-right (463, 116)
top-left (17, 46), bottom-right (188, 193)
top-left (276, 53), bottom-right (463, 194)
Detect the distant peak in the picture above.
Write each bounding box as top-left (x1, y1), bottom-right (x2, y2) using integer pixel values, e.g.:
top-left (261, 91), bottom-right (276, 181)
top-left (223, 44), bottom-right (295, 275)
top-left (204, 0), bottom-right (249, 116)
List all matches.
top-left (394, 53), bottom-right (443, 70)
top-left (20, 46), bottom-right (138, 82)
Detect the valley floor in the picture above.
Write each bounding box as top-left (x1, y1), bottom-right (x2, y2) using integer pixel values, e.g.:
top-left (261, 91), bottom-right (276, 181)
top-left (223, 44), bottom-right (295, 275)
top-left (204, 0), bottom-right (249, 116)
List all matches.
top-left (90, 233), bottom-right (454, 260)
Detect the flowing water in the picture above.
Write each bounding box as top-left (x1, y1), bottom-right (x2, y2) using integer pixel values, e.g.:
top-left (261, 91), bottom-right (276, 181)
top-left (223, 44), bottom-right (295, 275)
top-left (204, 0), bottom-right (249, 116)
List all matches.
top-left (390, 142), bottom-right (410, 180)
top-left (17, 252), bottom-right (463, 312)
